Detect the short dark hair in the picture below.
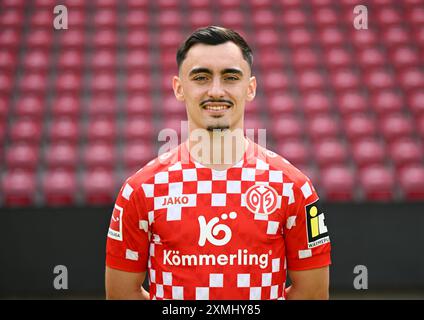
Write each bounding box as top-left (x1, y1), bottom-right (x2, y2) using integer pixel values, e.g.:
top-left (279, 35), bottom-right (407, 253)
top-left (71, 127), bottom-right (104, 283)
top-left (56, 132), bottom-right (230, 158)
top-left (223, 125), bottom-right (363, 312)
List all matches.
top-left (176, 26), bottom-right (253, 70)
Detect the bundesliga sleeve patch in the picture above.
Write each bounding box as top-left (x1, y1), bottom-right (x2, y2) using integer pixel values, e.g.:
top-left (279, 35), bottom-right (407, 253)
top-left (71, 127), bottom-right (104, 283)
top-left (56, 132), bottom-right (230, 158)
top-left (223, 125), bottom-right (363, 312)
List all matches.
top-left (305, 200), bottom-right (330, 248)
top-left (108, 204), bottom-right (123, 241)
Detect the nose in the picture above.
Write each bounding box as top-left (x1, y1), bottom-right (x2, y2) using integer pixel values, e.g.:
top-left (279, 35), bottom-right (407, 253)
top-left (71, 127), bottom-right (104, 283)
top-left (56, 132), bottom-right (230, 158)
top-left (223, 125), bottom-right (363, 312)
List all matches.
top-left (207, 77), bottom-right (225, 98)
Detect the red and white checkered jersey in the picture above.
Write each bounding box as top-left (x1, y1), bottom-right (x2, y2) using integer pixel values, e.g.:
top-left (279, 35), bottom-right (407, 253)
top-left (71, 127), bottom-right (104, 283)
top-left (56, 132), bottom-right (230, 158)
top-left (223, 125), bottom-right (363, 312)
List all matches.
top-left (106, 140), bottom-right (331, 300)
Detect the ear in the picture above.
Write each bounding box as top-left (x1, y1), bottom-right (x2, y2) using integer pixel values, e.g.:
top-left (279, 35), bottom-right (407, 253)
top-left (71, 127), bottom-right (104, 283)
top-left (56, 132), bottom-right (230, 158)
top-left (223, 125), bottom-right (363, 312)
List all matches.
top-left (172, 75), bottom-right (185, 102)
top-left (246, 76), bottom-right (257, 102)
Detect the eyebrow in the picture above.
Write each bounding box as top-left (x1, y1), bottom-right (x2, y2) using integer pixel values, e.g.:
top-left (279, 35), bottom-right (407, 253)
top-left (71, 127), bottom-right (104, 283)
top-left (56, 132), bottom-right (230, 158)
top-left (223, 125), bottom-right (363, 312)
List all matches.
top-left (188, 67), bottom-right (244, 77)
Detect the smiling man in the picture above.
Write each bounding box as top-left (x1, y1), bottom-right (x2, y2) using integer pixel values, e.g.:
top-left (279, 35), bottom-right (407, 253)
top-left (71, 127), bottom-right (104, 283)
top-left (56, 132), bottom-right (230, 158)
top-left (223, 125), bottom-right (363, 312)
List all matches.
top-left (105, 26), bottom-right (331, 300)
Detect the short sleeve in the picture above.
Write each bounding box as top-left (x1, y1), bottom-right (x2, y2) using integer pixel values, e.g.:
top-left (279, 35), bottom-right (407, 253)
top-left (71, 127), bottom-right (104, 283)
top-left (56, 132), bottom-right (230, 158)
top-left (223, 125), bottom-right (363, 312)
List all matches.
top-left (283, 179), bottom-right (331, 271)
top-left (106, 180), bottom-right (150, 273)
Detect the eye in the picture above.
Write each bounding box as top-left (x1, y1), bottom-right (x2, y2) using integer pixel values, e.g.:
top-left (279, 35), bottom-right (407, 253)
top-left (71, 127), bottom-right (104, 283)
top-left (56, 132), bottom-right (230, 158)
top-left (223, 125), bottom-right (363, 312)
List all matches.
top-left (193, 76), bottom-right (208, 81)
top-left (225, 75), bottom-right (239, 81)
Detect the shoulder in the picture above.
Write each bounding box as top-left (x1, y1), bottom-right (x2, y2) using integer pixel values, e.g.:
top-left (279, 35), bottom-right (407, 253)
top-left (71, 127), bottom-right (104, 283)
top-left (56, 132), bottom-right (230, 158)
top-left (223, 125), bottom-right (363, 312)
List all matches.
top-left (255, 143), bottom-right (315, 192)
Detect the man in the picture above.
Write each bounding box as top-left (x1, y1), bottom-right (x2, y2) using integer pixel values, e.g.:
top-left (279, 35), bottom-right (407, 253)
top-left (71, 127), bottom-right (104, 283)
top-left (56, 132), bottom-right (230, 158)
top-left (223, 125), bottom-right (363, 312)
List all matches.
top-left (105, 26), bottom-right (331, 300)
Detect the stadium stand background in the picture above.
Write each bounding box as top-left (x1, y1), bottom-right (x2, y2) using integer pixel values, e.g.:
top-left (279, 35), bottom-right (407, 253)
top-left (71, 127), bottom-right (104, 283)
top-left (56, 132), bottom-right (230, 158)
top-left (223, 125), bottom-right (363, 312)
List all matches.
top-left (1, 0), bottom-right (423, 299)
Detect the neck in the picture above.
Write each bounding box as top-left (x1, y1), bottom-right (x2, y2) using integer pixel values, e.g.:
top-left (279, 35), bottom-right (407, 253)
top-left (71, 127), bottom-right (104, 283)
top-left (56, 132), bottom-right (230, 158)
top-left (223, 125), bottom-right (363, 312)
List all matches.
top-left (186, 125), bottom-right (248, 171)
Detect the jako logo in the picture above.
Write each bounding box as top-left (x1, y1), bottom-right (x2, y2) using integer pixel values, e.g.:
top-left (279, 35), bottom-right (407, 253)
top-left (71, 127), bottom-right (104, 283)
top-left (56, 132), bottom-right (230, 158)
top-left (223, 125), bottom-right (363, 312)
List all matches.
top-left (198, 212), bottom-right (237, 247)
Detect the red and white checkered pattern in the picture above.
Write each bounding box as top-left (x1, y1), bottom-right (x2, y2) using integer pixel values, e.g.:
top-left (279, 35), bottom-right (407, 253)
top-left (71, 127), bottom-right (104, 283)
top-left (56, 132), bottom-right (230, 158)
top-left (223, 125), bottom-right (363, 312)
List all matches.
top-left (106, 140), bottom-right (331, 299)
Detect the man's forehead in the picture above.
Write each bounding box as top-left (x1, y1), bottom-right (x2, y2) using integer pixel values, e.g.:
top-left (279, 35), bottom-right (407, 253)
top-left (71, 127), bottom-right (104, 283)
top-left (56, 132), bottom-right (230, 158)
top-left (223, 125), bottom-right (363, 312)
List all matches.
top-left (182, 42), bottom-right (248, 73)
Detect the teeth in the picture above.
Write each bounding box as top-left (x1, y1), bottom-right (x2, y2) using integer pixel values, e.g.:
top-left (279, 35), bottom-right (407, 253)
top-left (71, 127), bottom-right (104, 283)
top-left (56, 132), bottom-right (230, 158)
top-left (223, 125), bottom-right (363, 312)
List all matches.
top-left (204, 105), bottom-right (229, 111)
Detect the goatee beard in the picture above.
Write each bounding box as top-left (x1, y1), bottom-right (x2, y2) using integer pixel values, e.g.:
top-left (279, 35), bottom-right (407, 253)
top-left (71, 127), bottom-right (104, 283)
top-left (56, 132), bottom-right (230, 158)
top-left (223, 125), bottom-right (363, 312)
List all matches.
top-left (206, 126), bottom-right (230, 132)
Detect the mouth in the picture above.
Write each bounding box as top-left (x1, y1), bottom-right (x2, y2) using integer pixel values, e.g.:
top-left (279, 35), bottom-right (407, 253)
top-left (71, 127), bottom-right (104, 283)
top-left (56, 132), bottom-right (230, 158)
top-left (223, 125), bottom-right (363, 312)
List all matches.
top-left (202, 104), bottom-right (232, 112)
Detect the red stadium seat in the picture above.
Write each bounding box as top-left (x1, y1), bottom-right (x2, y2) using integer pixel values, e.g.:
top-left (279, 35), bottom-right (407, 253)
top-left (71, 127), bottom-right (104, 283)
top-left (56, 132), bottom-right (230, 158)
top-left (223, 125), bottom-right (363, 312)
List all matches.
top-left (389, 138), bottom-right (423, 170)
top-left (84, 143), bottom-right (116, 170)
top-left (34, 0), bottom-right (56, 8)
top-left (15, 95), bottom-right (44, 119)
top-left (266, 93), bottom-right (296, 115)
top-left (398, 165), bottom-right (424, 200)
top-left (252, 10), bottom-right (277, 29)
top-left (343, 114), bottom-right (377, 142)
top-left (318, 27), bottom-right (345, 48)
top-left (43, 169), bottom-right (77, 206)
top-left (356, 47), bottom-right (387, 70)
top-left (0, 9), bottom-right (24, 29)
top-left (363, 69), bottom-right (396, 92)
top-left (57, 50), bottom-right (84, 71)
top-left (286, 28), bottom-right (314, 48)
top-left (0, 29), bottom-right (21, 50)
top-left (398, 69), bottom-right (424, 91)
top-left (321, 165), bottom-right (356, 201)
top-left (254, 29), bottom-right (279, 49)
top-left (407, 90), bottom-right (424, 115)
top-left (51, 94), bottom-right (80, 118)
top-left (19, 72), bottom-right (47, 94)
top-left (126, 50), bottom-right (150, 70)
top-left (49, 118), bottom-right (79, 144)
top-left (9, 118), bottom-right (43, 144)
top-left (0, 50), bottom-right (17, 73)
top-left (312, 7), bottom-right (339, 27)
top-left (323, 47), bottom-right (352, 70)
top-left (94, 0), bottom-right (118, 8)
top-left (301, 91), bottom-right (332, 116)
top-left (124, 117), bottom-right (154, 141)
top-left (162, 95), bottom-right (186, 116)
top-left (281, 9), bottom-right (308, 27)
top-left (126, 10), bottom-right (149, 28)
top-left (83, 168), bottom-right (116, 205)
top-left (86, 117), bottom-right (116, 143)
top-left (60, 29), bottom-right (84, 49)
top-left (271, 115), bottom-right (303, 140)
top-left (291, 48), bottom-right (319, 70)
top-left (350, 29), bottom-right (378, 48)
top-left (257, 50), bottom-right (286, 71)
top-left (250, 0), bottom-right (273, 9)
top-left (91, 72), bottom-right (117, 93)
top-left (56, 72), bottom-right (82, 93)
top-left (336, 91), bottom-right (368, 116)
top-left (158, 0), bottom-right (179, 9)
top-left (219, 10), bottom-right (246, 31)
top-left (307, 115), bottom-right (340, 142)
top-left (125, 94), bottom-right (153, 116)
top-left (126, 30), bottom-right (150, 49)
top-left (159, 29), bottom-right (183, 50)
top-left (92, 50), bottom-right (117, 71)
top-left (313, 139), bottom-right (348, 168)
top-left (67, 9), bottom-right (86, 29)
top-left (160, 51), bottom-right (177, 71)
top-left (189, 10), bottom-right (214, 29)
top-left (352, 139), bottom-right (386, 168)
top-left (158, 10), bottom-right (182, 29)
top-left (297, 70), bottom-right (325, 92)
top-left (93, 9), bottom-right (117, 28)
top-left (0, 97), bottom-right (8, 120)
top-left (275, 139), bottom-right (309, 167)
top-left (31, 9), bottom-right (53, 28)
top-left (330, 69), bottom-right (360, 92)
top-left (45, 143), bottom-right (78, 169)
top-left (88, 94), bottom-right (116, 118)
top-left (5, 143), bottom-right (39, 171)
top-left (376, 7), bottom-right (402, 26)
top-left (127, 72), bottom-right (151, 93)
top-left (188, 0), bottom-right (211, 10)
top-left (0, 73), bottom-right (13, 94)
top-left (370, 90), bottom-right (404, 115)
top-left (2, 170), bottom-right (36, 207)
top-left (380, 113), bottom-right (414, 143)
top-left (359, 165), bottom-right (395, 201)
top-left (389, 46), bottom-right (420, 69)
top-left (217, 0), bottom-right (242, 10)
top-left (2, 0), bottom-right (25, 9)
top-left (263, 72), bottom-right (290, 94)
top-left (382, 26), bottom-right (410, 48)
top-left (123, 142), bottom-right (155, 172)
top-left (93, 29), bottom-right (118, 48)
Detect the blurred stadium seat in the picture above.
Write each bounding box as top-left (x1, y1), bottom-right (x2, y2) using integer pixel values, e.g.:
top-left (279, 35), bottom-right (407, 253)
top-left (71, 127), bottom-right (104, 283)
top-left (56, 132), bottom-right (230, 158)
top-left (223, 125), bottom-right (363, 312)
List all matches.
top-left (0, 0), bottom-right (423, 207)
